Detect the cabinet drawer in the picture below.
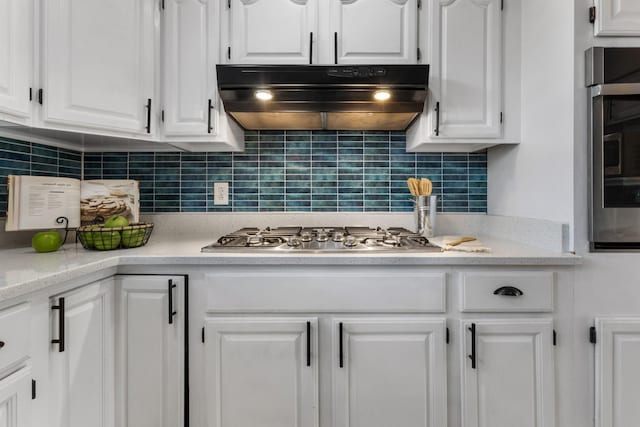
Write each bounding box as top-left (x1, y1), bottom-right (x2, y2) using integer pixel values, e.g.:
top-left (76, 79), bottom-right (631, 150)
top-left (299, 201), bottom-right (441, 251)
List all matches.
top-left (206, 271), bottom-right (446, 313)
top-left (460, 272), bottom-right (554, 312)
top-left (0, 303), bottom-right (30, 369)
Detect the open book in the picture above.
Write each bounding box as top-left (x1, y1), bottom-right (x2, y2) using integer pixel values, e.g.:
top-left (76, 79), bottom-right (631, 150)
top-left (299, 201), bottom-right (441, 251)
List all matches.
top-left (5, 176), bottom-right (139, 231)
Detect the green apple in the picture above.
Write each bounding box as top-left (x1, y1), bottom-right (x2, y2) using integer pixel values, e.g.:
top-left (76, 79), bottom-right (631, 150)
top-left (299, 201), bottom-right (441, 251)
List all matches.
top-left (32, 230), bottom-right (63, 253)
top-left (121, 228), bottom-right (146, 248)
top-left (79, 225), bottom-right (99, 249)
top-left (92, 230), bottom-right (121, 250)
top-left (104, 215), bottom-right (129, 228)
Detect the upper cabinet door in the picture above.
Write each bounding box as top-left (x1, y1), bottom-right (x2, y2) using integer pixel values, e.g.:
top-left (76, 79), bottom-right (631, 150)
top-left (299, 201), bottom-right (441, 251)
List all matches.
top-left (330, 0), bottom-right (418, 64)
top-left (0, 0), bottom-right (32, 124)
top-left (163, 0), bottom-right (216, 137)
top-left (429, 0), bottom-right (502, 138)
top-left (594, 0), bottom-right (640, 36)
top-left (41, 0), bottom-right (156, 135)
top-left (226, 0), bottom-right (318, 64)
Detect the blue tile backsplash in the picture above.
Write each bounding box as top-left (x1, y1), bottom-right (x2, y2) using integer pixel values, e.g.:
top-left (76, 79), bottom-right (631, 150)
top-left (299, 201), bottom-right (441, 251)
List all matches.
top-left (0, 137), bottom-right (82, 216)
top-left (1, 131), bottom-right (487, 216)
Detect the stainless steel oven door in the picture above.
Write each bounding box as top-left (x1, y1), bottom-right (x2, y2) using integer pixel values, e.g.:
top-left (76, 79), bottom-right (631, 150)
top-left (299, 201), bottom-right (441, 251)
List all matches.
top-left (590, 84), bottom-right (640, 250)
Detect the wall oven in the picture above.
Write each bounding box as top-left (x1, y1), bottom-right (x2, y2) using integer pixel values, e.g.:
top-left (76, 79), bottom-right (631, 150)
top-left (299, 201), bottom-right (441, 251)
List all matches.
top-left (587, 47), bottom-right (640, 250)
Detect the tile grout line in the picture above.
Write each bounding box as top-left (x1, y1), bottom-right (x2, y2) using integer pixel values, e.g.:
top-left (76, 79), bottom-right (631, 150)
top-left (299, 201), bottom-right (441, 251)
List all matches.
top-left (284, 130), bottom-right (287, 212)
top-left (336, 132), bottom-right (339, 212)
top-left (257, 131), bottom-right (261, 212)
top-left (361, 132), bottom-right (365, 213)
top-left (310, 132), bottom-right (314, 212)
top-left (178, 152), bottom-right (182, 212)
top-left (467, 153), bottom-right (470, 213)
top-left (231, 150), bottom-right (235, 212)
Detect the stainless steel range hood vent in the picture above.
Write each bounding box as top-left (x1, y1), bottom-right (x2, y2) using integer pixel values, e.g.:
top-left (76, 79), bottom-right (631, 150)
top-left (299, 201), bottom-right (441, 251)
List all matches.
top-left (216, 65), bottom-right (429, 131)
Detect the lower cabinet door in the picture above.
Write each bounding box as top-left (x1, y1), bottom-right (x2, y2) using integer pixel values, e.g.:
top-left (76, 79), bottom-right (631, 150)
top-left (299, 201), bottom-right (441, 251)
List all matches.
top-left (0, 366), bottom-right (32, 427)
top-left (49, 279), bottom-right (115, 427)
top-left (595, 318), bottom-right (640, 427)
top-left (204, 317), bottom-right (319, 427)
top-left (114, 275), bottom-right (185, 427)
top-left (332, 318), bottom-right (447, 427)
top-left (461, 319), bottom-right (555, 427)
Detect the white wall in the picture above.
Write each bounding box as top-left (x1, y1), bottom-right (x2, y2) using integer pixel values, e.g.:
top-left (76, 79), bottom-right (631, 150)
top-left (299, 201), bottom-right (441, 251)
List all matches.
top-left (488, 0), bottom-right (575, 228)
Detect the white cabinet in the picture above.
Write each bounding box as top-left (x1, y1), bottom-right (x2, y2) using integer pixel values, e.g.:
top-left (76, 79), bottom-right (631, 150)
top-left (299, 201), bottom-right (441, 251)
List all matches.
top-left (161, 0), bottom-right (243, 151)
top-left (114, 275), bottom-right (185, 427)
top-left (0, 366), bottom-right (32, 427)
top-left (224, 0), bottom-right (318, 64)
top-left (0, 0), bottom-right (33, 125)
top-left (40, 0), bottom-right (157, 136)
top-left (48, 278), bottom-right (114, 427)
top-left (461, 319), bottom-right (555, 427)
top-left (593, 0), bottom-right (640, 36)
top-left (330, 0), bottom-right (419, 64)
top-left (163, 0), bottom-right (213, 137)
top-left (0, 303), bottom-right (32, 427)
top-left (407, 0), bottom-right (510, 152)
top-left (203, 317), bottom-right (319, 427)
top-left (223, 0), bottom-right (420, 65)
top-left (594, 318), bottom-right (640, 427)
top-left (332, 318), bottom-right (447, 427)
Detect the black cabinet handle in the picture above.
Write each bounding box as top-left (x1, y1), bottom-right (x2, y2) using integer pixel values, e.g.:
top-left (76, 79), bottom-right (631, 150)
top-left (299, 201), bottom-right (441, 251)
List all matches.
top-left (468, 323), bottom-right (476, 369)
top-left (51, 298), bottom-right (65, 352)
top-left (0, 341), bottom-right (5, 349)
top-left (306, 321), bottom-right (311, 367)
top-left (493, 286), bottom-right (524, 296)
top-left (339, 322), bottom-right (344, 368)
top-left (168, 279), bottom-right (177, 324)
top-left (309, 32), bottom-right (314, 65)
top-left (207, 99), bottom-right (213, 134)
top-left (434, 101), bottom-right (440, 136)
top-left (145, 98), bottom-right (152, 134)
top-left (334, 32), bottom-right (338, 64)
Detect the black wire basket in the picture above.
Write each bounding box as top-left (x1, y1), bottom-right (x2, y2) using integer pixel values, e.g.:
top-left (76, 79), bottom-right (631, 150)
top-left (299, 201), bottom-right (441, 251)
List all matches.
top-left (77, 223), bottom-right (154, 250)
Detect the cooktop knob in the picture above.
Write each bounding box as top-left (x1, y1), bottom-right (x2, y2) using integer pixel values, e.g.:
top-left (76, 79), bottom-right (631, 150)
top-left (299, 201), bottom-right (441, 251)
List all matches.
top-left (383, 233), bottom-right (400, 246)
top-left (316, 231), bottom-right (329, 242)
top-left (344, 235), bottom-right (359, 248)
top-left (288, 236), bottom-right (302, 247)
top-left (247, 235), bottom-right (264, 246)
top-left (332, 232), bottom-right (345, 242)
top-left (300, 232), bottom-right (312, 242)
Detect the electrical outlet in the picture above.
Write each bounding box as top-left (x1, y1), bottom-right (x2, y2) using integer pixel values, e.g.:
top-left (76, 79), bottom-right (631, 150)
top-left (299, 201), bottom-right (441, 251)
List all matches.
top-left (214, 182), bottom-right (229, 205)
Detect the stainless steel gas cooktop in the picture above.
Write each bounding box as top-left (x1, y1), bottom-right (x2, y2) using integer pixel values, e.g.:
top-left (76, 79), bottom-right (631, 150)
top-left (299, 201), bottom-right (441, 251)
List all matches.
top-left (201, 226), bottom-right (440, 253)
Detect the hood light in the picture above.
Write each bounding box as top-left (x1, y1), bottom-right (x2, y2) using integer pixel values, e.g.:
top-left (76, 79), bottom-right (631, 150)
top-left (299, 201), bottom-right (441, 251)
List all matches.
top-left (374, 90), bottom-right (391, 101)
top-left (255, 90), bottom-right (273, 101)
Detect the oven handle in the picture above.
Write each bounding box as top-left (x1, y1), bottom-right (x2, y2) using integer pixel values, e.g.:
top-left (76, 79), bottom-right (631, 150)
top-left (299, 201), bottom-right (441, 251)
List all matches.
top-left (591, 83), bottom-right (640, 97)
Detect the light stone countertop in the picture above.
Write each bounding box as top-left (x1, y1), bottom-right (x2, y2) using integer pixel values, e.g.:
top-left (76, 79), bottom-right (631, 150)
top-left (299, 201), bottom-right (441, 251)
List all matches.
top-left (0, 233), bottom-right (580, 303)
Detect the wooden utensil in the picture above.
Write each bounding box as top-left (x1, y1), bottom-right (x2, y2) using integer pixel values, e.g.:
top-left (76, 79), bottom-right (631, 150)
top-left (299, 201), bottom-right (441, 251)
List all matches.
top-left (420, 178), bottom-right (432, 196)
top-left (446, 236), bottom-right (477, 246)
top-left (407, 178), bottom-right (416, 196)
top-left (407, 178), bottom-right (420, 196)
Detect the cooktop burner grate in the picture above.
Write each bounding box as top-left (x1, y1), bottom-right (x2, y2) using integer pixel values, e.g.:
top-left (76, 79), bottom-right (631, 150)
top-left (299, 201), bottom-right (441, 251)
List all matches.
top-left (202, 226), bottom-right (440, 253)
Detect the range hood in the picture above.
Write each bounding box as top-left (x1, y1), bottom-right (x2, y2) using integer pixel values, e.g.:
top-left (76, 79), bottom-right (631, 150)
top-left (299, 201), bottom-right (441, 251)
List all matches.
top-left (216, 64), bottom-right (429, 131)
